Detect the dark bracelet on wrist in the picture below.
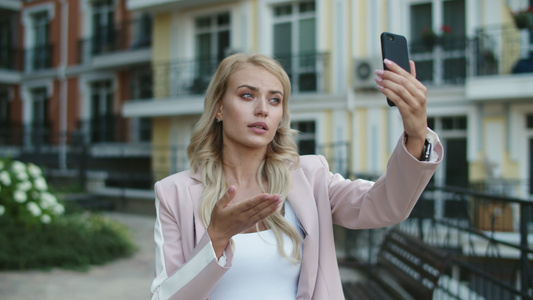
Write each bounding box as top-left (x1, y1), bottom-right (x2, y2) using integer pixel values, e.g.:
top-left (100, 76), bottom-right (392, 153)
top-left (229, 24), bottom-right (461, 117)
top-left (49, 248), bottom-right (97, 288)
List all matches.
top-left (421, 139), bottom-right (432, 161)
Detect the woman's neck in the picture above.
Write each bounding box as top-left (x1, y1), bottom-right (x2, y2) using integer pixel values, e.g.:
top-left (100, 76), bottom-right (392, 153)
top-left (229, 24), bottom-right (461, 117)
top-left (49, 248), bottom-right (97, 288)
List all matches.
top-left (222, 146), bottom-right (266, 187)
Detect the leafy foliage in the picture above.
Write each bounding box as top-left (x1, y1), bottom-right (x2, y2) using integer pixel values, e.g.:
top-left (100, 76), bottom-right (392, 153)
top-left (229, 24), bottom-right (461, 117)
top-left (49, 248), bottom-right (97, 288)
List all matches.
top-left (0, 213), bottom-right (136, 271)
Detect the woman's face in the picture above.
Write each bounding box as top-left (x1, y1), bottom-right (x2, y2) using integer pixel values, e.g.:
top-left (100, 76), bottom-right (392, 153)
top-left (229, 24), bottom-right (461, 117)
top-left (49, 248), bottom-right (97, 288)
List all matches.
top-left (216, 64), bottom-right (284, 153)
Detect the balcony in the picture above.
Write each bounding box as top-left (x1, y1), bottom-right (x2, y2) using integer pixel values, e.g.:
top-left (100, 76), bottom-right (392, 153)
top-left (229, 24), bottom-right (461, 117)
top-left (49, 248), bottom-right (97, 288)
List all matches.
top-left (466, 24), bottom-right (533, 101)
top-left (410, 24), bottom-right (533, 93)
top-left (122, 52), bottom-right (330, 118)
top-left (78, 18), bottom-right (152, 68)
top-left (0, 47), bottom-right (23, 83)
top-left (24, 44), bottom-right (53, 72)
top-left (410, 35), bottom-right (468, 86)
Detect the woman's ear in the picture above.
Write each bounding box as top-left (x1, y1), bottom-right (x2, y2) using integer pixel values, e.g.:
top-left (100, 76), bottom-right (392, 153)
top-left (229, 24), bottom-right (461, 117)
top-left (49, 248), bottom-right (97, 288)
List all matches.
top-left (216, 103), bottom-right (223, 121)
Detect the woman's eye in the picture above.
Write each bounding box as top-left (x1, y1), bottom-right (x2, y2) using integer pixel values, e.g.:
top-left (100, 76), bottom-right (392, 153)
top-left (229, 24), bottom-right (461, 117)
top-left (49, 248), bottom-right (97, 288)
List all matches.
top-left (241, 92), bottom-right (254, 99)
top-left (270, 97), bottom-right (281, 104)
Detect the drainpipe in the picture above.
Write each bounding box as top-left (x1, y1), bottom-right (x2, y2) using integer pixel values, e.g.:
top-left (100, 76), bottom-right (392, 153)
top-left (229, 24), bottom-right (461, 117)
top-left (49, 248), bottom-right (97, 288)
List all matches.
top-left (58, 0), bottom-right (68, 170)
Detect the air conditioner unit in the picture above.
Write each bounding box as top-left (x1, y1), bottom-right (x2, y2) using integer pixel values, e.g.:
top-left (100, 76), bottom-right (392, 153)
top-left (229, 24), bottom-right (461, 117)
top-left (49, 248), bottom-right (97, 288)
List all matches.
top-left (353, 57), bottom-right (382, 90)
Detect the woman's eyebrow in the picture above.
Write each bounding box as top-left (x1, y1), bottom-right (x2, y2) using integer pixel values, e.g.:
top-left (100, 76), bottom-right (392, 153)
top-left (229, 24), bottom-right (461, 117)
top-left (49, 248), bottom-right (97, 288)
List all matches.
top-left (236, 84), bottom-right (258, 91)
top-left (236, 85), bottom-right (283, 96)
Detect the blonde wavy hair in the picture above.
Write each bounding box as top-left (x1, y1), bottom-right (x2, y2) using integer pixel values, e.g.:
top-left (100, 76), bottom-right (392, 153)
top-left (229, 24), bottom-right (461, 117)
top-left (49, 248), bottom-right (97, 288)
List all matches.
top-left (187, 53), bottom-right (302, 263)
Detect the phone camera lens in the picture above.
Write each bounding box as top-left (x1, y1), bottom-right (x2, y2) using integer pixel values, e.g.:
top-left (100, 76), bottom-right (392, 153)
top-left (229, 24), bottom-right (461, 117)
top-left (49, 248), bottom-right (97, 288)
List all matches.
top-left (386, 35), bottom-right (394, 41)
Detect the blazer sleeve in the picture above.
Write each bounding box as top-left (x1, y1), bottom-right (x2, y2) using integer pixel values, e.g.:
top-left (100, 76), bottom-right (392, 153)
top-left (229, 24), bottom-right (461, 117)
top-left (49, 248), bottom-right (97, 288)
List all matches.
top-left (327, 130), bottom-right (443, 229)
top-left (151, 180), bottom-right (233, 300)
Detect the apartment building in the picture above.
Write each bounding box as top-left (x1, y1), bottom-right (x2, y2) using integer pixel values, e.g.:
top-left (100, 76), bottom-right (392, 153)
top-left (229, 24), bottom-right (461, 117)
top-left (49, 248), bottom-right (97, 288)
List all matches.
top-left (121, 0), bottom-right (533, 200)
top-left (2, 0), bottom-right (533, 202)
top-left (0, 0), bottom-right (153, 189)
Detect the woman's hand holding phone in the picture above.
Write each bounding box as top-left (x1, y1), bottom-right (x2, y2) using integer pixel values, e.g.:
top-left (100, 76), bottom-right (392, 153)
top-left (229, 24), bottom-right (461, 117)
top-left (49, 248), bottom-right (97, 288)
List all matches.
top-left (375, 45), bottom-right (429, 159)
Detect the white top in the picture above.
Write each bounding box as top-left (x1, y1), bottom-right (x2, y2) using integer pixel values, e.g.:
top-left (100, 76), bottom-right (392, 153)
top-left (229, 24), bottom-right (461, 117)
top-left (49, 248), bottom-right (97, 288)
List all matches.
top-left (209, 202), bottom-right (303, 300)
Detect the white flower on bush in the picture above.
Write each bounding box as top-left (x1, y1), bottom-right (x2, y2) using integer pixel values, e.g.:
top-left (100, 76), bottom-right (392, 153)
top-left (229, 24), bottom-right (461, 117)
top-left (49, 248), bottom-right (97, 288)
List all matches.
top-left (0, 205), bottom-right (5, 216)
top-left (0, 170), bottom-right (11, 186)
top-left (27, 163), bottom-right (42, 177)
top-left (40, 214), bottom-right (51, 224)
top-left (14, 190), bottom-right (27, 203)
top-left (53, 203), bottom-right (65, 215)
top-left (17, 180), bottom-right (32, 192)
top-left (26, 202), bottom-right (42, 217)
top-left (34, 177), bottom-right (48, 191)
top-left (40, 192), bottom-right (57, 209)
top-left (16, 171), bottom-right (29, 181)
top-left (11, 161), bottom-right (26, 173)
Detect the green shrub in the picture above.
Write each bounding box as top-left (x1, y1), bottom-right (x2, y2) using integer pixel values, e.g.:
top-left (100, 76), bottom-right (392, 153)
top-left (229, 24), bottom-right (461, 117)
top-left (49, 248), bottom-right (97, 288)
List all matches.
top-left (0, 213), bottom-right (136, 271)
top-left (0, 158), bottom-right (136, 271)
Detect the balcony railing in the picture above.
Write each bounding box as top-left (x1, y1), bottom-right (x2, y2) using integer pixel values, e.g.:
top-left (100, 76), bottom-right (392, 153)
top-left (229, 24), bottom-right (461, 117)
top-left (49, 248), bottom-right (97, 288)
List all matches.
top-left (0, 47), bottom-right (23, 71)
top-left (341, 184), bottom-right (533, 299)
top-left (78, 18), bottom-right (152, 63)
top-left (275, 52), bottom-right (330, 93)
top-left (410, 24), bottom-right (533, 86)
top-left (131, 52), bottom-right (330, 100)
top-left (472, 24), bottom-right (533, 76)
top-left (25, 44), bottom-right (53, 71)
top-left (410, 35), bottom-right (468, 86)
top-left (77, 114), bottom-right (130, 144)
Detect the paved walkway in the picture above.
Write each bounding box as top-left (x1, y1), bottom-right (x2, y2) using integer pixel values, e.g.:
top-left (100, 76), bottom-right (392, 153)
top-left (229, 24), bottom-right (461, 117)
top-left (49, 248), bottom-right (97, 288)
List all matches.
top-left (0, 212), bottom-right (363, 300)
top-left (0, 212), bottom-right (156, 300)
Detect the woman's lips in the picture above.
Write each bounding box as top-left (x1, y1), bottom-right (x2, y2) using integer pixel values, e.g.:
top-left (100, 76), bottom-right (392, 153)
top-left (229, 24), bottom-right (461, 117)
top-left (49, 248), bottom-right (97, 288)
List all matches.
top-left (248, 122), bottom-right (268, 133)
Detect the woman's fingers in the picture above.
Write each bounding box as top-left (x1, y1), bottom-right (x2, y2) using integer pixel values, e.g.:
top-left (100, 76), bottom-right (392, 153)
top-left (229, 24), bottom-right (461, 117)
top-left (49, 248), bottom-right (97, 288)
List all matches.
top-left (218, 185), bottom-right (237, 208)
top-left (210, 190), bottom-right (281, 238)
top-left (374, 59), bottom-right (428, 141)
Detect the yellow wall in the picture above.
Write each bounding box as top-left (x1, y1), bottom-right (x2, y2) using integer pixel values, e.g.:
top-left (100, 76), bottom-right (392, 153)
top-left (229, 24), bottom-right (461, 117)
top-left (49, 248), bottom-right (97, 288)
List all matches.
top-left (356, 107), bottom-right (367, 170)
top-left (151, 13), bottom-right (173, 179)
top-left (152, 117), bottom-right (172, 180)
top-left (470, 115), bottom-right (520, 182)
top-left (153, 13), bottom-right (172, 64)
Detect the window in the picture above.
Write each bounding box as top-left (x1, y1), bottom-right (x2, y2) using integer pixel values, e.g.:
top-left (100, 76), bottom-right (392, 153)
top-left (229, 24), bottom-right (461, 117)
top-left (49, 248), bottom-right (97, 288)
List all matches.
top-left (30, 87), bottom-right (50, 145)
top-left (130, 66), bottom-right (153, 99)
top-left (92, 0), bottom-right (115, 54)
top-left (0, 88), bottom-right (10, 144)
top-left (30, 11), bottom-right (51, 70)
top-left (273, 1), bottom-right (317, 92)
top-left (193, 12), bottom-right (230, 94)
top-left (293, 120), bottom-right (316, 155)
top-left (0, 16), bottom-right (13, 70)
top-left (428, 116), bottom-right (468, 189)
top-left (409, 0), bottom-right (466, 85)
top-left (0, 88), bottom-right (9, 125)
top-left (131, 13), bottom-right (152, 49)
top-left (90, 80), bottom-right (114, 142)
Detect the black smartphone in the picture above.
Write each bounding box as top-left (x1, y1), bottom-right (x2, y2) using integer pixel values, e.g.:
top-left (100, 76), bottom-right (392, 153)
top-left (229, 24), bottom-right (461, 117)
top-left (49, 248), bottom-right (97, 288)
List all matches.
top-left (380, 32), bottom-right (410, 107)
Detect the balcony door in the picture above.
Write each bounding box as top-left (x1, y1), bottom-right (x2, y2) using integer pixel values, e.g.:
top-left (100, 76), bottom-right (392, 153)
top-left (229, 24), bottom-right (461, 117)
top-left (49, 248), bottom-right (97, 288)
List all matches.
top-left (193, 12), bottom-right (230, 94)
top-left (429, 116), bottom-right (469, 189)
top-left (292, 120), bottom-right (316, 155)
top-left (0, 18), bottom-right (13, 69)
top-left (0, 88), bottom-right (10, 144)
top-left (273, 1), bottom-right (317, 92)
top-left (90, 80), bottom-right (114, 142)
top-left (92, 0), bottom-right (115, 54)
top-left (30, 11), bottom-right (50, 70)
top-left (409, 0), bottom-right (466, 85)
top-left (30, 88), bottom-right (50, 146)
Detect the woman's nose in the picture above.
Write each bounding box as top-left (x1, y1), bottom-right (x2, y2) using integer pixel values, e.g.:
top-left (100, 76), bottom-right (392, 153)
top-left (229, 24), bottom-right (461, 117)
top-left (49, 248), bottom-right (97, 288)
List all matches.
top-left (254, 98), bottom-right (268, 116)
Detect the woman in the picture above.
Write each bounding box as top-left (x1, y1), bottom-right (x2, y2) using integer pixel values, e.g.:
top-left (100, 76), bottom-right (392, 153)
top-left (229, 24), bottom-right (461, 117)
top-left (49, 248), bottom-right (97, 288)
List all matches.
top-left (151, 53), bottom-right (443, 300)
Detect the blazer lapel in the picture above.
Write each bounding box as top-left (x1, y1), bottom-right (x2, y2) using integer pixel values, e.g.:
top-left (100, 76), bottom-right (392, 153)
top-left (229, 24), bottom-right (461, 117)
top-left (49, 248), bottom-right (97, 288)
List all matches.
top-left (189, 172), bottom-right (206, 246)
top-left (288, 167), bottom-right (319, 299)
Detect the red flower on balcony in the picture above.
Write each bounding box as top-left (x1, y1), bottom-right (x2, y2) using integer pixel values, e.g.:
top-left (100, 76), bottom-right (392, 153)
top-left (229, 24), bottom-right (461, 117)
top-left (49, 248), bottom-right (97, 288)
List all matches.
top-left (441, 24), bottom-right (453, 34)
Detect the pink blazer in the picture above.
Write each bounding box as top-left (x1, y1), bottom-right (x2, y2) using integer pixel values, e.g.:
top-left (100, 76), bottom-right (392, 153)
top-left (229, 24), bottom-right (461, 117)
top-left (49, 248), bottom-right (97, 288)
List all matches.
top-left (151, 133), bottom-right (443, 300)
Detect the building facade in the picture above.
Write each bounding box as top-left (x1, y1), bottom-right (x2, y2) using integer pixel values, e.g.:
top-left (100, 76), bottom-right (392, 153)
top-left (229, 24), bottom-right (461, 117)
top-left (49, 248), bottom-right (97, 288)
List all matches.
top-left (0, 0), bottom-right (153, 190)
top-left (2, 0), bottom-right (533, 201)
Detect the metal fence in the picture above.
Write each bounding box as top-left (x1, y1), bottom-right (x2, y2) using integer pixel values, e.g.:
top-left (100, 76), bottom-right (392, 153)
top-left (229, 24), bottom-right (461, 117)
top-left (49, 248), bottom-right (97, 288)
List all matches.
top-left (341, 185), bottom-right (533, 299)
